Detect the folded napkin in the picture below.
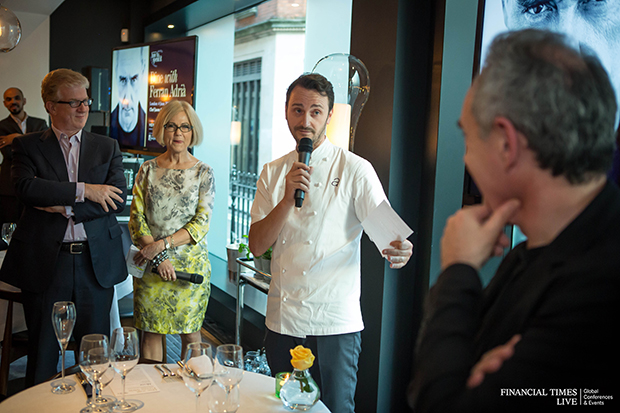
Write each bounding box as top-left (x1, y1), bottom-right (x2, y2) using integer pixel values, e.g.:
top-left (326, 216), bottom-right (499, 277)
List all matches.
top-left (187, 355), bottom-right (213, 376)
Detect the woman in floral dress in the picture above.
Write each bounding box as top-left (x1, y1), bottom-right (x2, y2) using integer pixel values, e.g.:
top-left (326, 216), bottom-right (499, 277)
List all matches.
top-left (129, 100), bottom-right (215, 360)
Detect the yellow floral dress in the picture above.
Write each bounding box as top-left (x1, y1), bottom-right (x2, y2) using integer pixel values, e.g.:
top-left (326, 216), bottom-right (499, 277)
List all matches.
top-left (128, 159), bottom-right (215, 334)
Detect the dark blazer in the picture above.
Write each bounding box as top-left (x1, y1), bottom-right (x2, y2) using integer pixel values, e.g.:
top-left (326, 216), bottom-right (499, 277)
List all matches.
top-left (409, 181), bottom-right (620, 412)
top-left (0, 115), bottom-right (48, 196)
top-left (0, 129), bottom-right (128, 293)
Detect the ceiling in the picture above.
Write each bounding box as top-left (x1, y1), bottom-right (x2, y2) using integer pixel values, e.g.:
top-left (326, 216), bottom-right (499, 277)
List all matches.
top-left (2, 0), bottom-right (65, 15)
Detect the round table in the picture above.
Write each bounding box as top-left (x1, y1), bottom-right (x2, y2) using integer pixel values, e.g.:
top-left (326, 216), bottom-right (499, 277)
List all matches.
top-left (0, 364), bottom-right (331, 412)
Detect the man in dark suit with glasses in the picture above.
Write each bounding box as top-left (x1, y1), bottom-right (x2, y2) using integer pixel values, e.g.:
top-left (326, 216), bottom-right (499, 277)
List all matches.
top-left (0, 69), bottom-right (128, 386)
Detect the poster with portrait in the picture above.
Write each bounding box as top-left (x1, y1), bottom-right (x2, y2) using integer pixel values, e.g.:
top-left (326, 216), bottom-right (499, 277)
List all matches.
top-left (478, 0), bottom-right (620, 181)
top-left (110, 46), bottom-right (149, 148)
top-left (146, 37), bottom-right (196, 150)
top-left (110, 36), bottom-right (196, 153)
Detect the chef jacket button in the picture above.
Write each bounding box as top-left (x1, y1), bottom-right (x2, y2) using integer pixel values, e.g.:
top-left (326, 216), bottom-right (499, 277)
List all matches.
top-left (312, 211), bottom-right (318, 216)
top-left (282, 239), bottom-right (286, 244)
top-left (306, 240), bottom-right (313, 245)
top-left (302, 271), bottom-right (307, 276)
top-left (282, 268), bottom-right (286, 273)
top-left (283, 297), bottom-right (287, 302)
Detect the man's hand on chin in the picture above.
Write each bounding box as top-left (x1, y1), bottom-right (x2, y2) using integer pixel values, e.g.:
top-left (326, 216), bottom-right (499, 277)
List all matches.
top-left (440, 199), bottom-right (520, 270)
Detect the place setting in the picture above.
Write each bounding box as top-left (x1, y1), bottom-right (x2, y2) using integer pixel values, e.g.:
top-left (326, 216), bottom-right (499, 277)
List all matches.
top-left (2, 301), bottom-right (331, 412)
top-left (48, 302), bottom-right (147, 413)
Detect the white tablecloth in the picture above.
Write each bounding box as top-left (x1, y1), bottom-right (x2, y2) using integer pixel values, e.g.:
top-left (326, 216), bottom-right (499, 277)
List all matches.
top-left (0, 364), bottom-right (331, 412)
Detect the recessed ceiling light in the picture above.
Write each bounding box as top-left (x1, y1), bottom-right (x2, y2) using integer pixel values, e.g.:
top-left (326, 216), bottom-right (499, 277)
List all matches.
top-left (291, 3), bottom-right (299, 7)
top-left (167, 24), bottom-right (175, 29)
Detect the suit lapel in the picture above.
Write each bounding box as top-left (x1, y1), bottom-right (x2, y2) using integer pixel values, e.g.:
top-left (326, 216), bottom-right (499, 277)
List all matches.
top-left (0, 116), bottom-right (22, 134)
top-left (78, 131), bottom-right (99, 182)
top-left (38, 129), bottom-right (69, 181)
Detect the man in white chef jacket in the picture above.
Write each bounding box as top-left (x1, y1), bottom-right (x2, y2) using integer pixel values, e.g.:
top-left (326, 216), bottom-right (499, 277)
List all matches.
top-left (249, 73), bottom-right (413, 413)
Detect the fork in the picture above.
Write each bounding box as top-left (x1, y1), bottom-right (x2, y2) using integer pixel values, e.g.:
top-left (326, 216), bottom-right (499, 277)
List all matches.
top-left (154, 364), bottom-right (169, 378)
top-left (161, 364), bottom-right (176, 377)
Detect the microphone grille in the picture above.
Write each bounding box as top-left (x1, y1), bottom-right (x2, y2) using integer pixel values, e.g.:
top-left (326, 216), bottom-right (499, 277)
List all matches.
top-left (298, 138), bottom-right (313, 153)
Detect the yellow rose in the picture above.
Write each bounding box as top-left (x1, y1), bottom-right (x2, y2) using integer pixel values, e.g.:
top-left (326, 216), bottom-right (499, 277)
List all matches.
top-left (289, 345), bottom-right (315, 370)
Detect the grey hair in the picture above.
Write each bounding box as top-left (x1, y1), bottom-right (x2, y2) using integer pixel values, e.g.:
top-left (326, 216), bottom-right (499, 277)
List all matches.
top-left (472, 29), bottom-right (617, 184)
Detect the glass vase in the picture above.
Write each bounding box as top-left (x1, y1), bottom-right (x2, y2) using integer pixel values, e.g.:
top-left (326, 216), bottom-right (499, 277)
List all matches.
top-left (279, 368), bottom-right (320, 411)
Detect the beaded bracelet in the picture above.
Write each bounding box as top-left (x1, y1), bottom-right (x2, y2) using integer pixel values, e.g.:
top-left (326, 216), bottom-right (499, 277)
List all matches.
top-left (151, 248), bottom-right (169, 269)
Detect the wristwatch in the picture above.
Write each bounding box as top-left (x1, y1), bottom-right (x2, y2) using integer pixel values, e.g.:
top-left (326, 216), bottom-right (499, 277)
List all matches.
top-left (163, 237), bottom-right (171, 250)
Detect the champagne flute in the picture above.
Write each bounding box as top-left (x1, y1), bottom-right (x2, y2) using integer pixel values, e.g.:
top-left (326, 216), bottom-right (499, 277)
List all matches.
top-left (1, 223), bottom-right (16, 245)
top-left (111, 327), bottom-right (143, 412)
top-left (180, 342), bottom-right (214, 413)
top-left (79, 334), bottom-right (112, 413)
top-left (210, 344), bottom-right (244, 413)
top-left (50, 301), bottom-right (76, 394)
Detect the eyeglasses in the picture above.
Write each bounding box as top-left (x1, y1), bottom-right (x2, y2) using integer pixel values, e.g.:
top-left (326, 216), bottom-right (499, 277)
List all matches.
top-left (55, 99), bottom-right (93, 108)
top-left (164, 123), bottom-right (193, 133)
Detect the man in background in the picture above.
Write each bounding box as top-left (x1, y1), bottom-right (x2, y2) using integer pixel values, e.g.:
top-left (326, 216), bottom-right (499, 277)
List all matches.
top-left (409, 29), bottom-right (618, 411)
top-left (110, 47), bottom-right (147, 147)
top-left (249, 74), bottom-right (413, 413)
top-left (0, 69), bottom-right (127, 386)
top-left (0, 88), bottom-right (47, 230)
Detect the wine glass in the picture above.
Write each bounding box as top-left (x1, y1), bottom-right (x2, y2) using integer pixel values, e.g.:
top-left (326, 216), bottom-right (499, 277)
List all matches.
top-left (210, 344), bottom-right (244, 413)
top-left (97, 367), bottom-right (117, 408)
top-left (1, 223), bottom-right (16, 245)
top-left (79, 334), bottom-right (113, 413)
top-left (85, 367), bottom-right (118, 410)
top-left (180, 342), bottom-right (214, 413)
top-left (50, 301), bottom-right (76, 394)
top-left (111, 327), bottom-right (143, 412)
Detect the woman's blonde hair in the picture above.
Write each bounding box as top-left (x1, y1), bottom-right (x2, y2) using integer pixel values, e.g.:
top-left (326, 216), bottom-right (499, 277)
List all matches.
top-left (152, 100), bottom-right (203, 147)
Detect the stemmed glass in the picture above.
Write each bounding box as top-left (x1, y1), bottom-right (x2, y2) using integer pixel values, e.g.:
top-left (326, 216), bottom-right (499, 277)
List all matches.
top-left (97, 368), bottom-right (117, 408)
top-left (1, 223), bottom-right (16, 245)
top-left (180, 342), bottom-right (214, 413)
top-left (111, 327), bottom-right (143, 412)
top-left (51, 301), bottom-right (76, 394)
top-left (210, 344), bottom-right (244, 413)
top-left (79, 334), bottom-right (115, 413)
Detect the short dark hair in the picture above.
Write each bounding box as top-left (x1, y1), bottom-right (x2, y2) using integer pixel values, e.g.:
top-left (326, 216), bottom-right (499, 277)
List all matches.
top-left (286, 73), bottom-right (334, 112)
top-left (473, 29), bottom-right (617, 184)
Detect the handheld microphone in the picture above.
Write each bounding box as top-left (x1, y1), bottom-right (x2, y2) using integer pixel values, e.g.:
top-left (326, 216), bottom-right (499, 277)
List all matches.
top-left (153, 268), bottom-right (204, 284)
top-left (295, 138), bottom-right (313, 208)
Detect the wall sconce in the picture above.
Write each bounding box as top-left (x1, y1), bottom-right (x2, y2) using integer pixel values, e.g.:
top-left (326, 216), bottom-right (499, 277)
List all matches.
top-left (230, 105), bottom-right (241, 145)
top-left (311, 53), bottom-right (370, 151)
top-left (0, 4), bottom-right (22, 52)
top-left (230, 121), bottom-right (241, 146)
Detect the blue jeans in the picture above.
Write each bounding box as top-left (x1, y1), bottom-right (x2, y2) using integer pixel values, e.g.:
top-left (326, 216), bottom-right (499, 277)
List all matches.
top-left (265, 328), bottom-right (362, 413)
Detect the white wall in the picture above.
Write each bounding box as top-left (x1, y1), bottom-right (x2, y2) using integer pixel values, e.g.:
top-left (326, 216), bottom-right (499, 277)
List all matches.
top-left (0, 11), bottom-right (50, 121)
top-left (189, 16), bottom-right (234, 264)
top-left (304, 0), bottom-right (352, 73)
